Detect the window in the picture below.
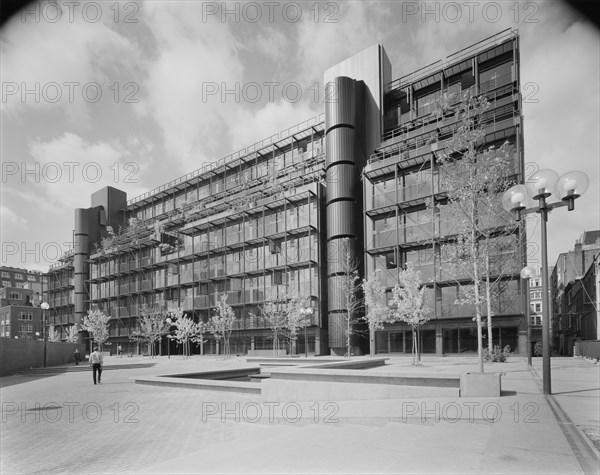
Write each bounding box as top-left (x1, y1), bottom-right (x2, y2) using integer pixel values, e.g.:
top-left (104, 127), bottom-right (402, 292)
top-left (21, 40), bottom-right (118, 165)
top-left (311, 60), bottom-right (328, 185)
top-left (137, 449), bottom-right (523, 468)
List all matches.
top-left (2, 280), bottom-right (11, 287)
top-left (530, 278), bottom-right (541, 288)
top-left (531, 291), bottom-right (542, 300)
top-left (530, 302), bottom-right (542, 313)
top-left (10, 292), bottom-right (20, 300)
top-left (19, 312), bottom-right (33, 320)
top-left (1, 271), bottom-right (10, 278)
top-left (530, 315), bottom-right (542, 326)
top-left (14, 273), bottom-right (23, 280)
top-left (28, 275), bottom-right (37, 282)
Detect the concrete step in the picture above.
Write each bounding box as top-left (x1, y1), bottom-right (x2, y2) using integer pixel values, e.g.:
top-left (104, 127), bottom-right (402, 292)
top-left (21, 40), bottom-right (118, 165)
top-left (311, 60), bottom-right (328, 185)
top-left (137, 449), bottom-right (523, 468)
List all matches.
top-left (14, 362), bottom-right (157, 375)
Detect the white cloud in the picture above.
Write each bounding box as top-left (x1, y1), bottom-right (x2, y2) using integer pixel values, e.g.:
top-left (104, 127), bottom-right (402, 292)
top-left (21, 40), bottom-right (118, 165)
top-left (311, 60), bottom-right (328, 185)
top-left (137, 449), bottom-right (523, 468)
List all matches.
top-left (253, 26), bottom-right (289, 63)
top-left (229, 101), bottom-right (316, 152)
top-left (136, 2), bottom-right (246, 172)
top-left (0, 2), bottom-right (141, 124)
top-left (23, 132), bottom-right (148, 210)
top-left (295, 2), bottom-right (391, 85)
top-left (521, 21), bottom-right (600, 262)
top-left (0, 205), bottom-right (28, 228)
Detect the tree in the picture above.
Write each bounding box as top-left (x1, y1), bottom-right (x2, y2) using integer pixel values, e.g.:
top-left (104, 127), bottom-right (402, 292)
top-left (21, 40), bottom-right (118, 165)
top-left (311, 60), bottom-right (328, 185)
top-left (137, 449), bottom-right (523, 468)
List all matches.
top-left (66, 324), bottom-right (79, 343)
top-left (47, 326), bottom-right (60, 342)
top-left (436, 94), bottom-right (517, 371)
top-left (255, 297), bottom-right (305, 356)
top-left (170, 307), bottom-right (202, 359)
top-left (284, 298), bottom-right (311, 355)
top-left (210, 294), bottom-right (236, 359)
top-left (81, 309), bottom-right (110, 351)
top-left (362, 277), bottom-right (390, 357)
top-left (389, 265), bottom-right (431, 365)
top-left (339, 237), bottom-right (363, 358)
top-left (255, 300), bottom-right (288, 355)
top-left (131, 305), bottom-right (169, 358)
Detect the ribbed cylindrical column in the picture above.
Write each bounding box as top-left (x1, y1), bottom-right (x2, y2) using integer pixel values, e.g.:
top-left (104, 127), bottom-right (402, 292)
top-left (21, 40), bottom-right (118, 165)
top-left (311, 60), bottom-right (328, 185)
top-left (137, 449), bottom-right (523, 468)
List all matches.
top-left (325, 76), bottom-right (365, 352)
top-left (74, 209), bottom-right (89, 345)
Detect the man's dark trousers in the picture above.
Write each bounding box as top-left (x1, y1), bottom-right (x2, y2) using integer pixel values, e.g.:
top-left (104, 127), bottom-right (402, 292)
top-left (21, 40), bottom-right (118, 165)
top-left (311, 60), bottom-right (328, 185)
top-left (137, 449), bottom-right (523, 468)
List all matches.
top-left (92, 364), bottom-right (102, 384)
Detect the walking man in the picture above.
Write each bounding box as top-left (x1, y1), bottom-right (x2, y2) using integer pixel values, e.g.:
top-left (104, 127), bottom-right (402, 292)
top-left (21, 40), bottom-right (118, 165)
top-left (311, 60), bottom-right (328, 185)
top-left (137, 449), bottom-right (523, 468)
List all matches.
top-left (74, 349), bottom-right (81, 365)
top-left (89, 346), bottom-right (103, 385)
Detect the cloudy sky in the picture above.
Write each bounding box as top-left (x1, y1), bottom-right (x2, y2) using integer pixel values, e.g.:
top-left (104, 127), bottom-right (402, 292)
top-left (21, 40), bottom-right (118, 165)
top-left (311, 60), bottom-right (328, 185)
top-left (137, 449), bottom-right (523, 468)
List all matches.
top-left (1, 0), bottom-right (598, 272)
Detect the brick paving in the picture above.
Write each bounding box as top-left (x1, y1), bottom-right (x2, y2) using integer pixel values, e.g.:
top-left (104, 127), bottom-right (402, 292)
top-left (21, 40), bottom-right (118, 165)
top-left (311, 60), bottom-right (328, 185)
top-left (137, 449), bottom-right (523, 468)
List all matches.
top-left (1, 355), bottom-right (598, 474)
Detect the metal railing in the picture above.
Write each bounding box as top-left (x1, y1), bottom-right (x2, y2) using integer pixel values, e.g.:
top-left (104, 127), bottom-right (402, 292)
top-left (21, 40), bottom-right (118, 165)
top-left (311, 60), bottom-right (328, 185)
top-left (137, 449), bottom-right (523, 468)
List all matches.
top-left (127, 113), bottom-right (325, 206)
top-left (387, 29), bottom-right (517, 91)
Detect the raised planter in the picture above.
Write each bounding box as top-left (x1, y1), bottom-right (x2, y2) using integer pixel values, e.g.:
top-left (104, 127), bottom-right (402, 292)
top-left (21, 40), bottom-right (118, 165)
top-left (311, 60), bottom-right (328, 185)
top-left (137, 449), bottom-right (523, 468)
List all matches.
top-left (460, 372), bottom-right (501, 397)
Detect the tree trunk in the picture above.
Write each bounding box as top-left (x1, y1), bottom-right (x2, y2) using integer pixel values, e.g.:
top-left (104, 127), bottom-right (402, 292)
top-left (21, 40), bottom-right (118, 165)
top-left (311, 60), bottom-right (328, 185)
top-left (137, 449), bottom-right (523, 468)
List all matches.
top-left (485, 253), bottom-right (493, 354)
top-left (471, 212), bottom-right (484, 373)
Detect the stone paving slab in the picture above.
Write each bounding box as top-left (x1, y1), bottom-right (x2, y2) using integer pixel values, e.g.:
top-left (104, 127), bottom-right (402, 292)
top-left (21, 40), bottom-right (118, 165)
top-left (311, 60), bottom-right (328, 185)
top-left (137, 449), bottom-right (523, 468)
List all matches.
top-left (1, 355), bottom-right (598, 474)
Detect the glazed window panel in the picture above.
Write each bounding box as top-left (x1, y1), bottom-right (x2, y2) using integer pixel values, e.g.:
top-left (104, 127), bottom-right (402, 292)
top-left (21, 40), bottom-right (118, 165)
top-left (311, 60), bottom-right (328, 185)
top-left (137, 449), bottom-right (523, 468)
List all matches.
top-left (405, 247), bottom-right (436, 282)
top-left (210, 177), bottom-right (224, 195)
top-left (210, 255), bottom-right (225, 278)
top-left (175, 192), bottom-right (186, 209)
top-left (402, 209), bottom-right (433, 244)
top-left (265, 244), bottom-right (278, 268)
top-left (198, 184), bottom-right (210, 200)
top-left (298, 203), bottom-right (310, 227)
top-left (402, 168), bottom-right (433, 202)
top-left (372, 254), bottom-right (398, 288)
top-left (153, 201), bottom-right (163, 217)
top-left (226, 251), bottom-right (242, 275)
top-left (373, 177), bottom-right (396, 208)
top-left (286, 204), bottom-right (299, 230)
top-left (373, 215), bottom-right (398, 248)
top-left (491, 279), bottom-right (520, 315)
top-left (226, 223), bottom-right (241, 246)
top-left (415, 88), bottom-right (441, 118)
top-left (209, 228), bottom-right (224, 249)
top-left (439, 203), bottom-right (461, 237)
top-left (479, 60), bottom-right (512, 93)
top-left (194, 258), bottom-right (207, 280)
top-left (164, 197), bottom-right (174, 213)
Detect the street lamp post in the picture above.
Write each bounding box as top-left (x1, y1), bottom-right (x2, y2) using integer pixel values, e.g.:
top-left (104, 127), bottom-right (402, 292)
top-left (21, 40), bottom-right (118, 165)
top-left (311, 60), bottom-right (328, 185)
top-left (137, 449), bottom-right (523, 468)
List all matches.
top-left (520, 266), bottom-right (536, 367)
top-left (41, 302), bottom-right (49, 368)
top-left (503, 169), bottom-right (589, 395)
top-left (299, 306), bottom-right (313, 358)
top-left (165, 317), bottom-right (172, 359)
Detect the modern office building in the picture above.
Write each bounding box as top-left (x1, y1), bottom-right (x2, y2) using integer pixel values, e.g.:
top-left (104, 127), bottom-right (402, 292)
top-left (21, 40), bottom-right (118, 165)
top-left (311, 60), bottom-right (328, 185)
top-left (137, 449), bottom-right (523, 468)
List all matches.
top-left (46, 29), bottom-right (527, 356)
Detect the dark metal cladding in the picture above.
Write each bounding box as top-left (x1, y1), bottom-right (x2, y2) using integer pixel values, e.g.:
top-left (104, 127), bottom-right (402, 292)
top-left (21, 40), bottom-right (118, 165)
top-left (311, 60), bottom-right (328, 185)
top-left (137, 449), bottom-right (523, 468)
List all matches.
top-left (326, 201), bottom-right (359, 240)
top-left (326, 164), bottom-right (359, 204)
top-left (327, 277), bottom-right (347, 312)
top-left (325, 76), bottom-right (358, 131)
top-left (73, 209), bottom-right (89, 333)
top-left (326, 238), bottom-right (361, 276)
top-left (325, 126), bottom-right (359, 169)
top-left (327, 312), bottom-right (347, 347)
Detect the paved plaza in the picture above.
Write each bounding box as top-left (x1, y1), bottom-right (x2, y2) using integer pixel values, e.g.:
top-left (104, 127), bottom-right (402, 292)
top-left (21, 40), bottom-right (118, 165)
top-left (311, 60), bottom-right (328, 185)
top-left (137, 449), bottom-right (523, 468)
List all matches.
top-left (1, 355), bottom-right (598, 474)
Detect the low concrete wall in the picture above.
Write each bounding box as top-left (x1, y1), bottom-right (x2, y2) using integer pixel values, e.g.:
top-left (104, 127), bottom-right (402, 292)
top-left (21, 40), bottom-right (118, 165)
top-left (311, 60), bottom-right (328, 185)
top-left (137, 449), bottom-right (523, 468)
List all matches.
top-left (261, 368), bottom-right (461, 401)
top-left (0, 338), bottom-right (86, 377)
top-left (247, 350), bottom-right (287, 357)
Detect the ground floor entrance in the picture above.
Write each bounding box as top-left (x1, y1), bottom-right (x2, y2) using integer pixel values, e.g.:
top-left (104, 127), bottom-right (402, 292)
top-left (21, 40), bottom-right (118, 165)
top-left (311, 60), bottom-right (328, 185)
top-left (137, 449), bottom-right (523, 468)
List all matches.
top-left (375, 317), bottom-right (526, 355)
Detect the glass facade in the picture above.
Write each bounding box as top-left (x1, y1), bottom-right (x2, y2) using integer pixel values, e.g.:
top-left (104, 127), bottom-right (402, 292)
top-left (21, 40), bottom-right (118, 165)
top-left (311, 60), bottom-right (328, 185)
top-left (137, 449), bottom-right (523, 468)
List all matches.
top-left (365, 31), bottom-right (525, 354)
